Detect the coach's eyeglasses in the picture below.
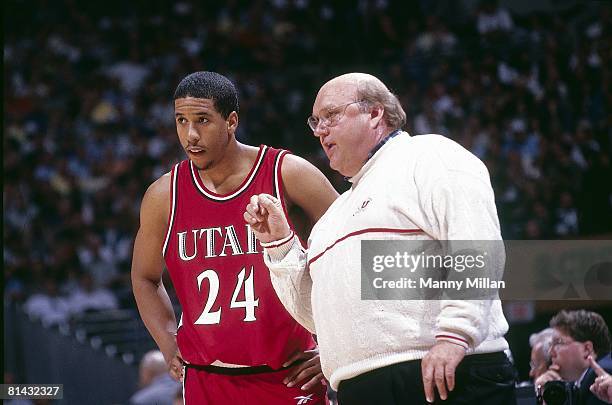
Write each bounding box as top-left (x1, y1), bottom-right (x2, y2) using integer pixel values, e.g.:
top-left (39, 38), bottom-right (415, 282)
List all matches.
top-left (307, 100), bottom-right (365, 133)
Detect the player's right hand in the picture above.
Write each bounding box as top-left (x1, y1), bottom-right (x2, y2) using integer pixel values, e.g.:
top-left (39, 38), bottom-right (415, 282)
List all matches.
top-left (166, 348), bottom-right (186, 383)
top-left (244, 194), bottom-right (291, 244)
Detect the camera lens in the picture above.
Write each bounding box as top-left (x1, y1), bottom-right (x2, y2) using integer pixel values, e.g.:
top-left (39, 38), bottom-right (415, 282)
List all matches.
top-left (542, 381), bottom-right (568, 405)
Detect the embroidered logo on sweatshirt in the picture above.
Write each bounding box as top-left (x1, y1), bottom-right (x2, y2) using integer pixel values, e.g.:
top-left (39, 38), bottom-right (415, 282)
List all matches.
top-left (353, 198), bottom-right (372, 216)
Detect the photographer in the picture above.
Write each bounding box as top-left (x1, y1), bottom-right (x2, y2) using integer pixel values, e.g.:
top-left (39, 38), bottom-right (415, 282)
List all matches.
top-left (535, 310), bottom-right (612, 405)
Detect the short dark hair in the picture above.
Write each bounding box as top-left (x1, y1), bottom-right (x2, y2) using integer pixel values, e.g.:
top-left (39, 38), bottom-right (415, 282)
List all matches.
top-left (173, 71), bottom-right (239, 119)
top-left (550, 310), bottom-right (612, 356)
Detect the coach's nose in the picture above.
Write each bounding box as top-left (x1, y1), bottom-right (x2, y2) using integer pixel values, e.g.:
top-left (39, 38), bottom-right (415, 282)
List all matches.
top-left (315, 124), bottom-right (331, 145)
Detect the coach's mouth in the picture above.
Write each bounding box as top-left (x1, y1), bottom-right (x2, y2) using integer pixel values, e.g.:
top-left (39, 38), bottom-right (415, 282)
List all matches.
top-left (323, 142), bottom-right (336, 158)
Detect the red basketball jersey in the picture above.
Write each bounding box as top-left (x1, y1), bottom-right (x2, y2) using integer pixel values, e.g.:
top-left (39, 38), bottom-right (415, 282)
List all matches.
top-left (163, 145), bottom-right (315, 369)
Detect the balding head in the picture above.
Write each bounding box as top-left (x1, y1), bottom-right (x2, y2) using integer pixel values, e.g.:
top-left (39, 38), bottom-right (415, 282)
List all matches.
top-left (321, 73), bottom-right (388, 93)
top-left (309, 73), bottom-right (406, 177)
top-left (529, 328), bottom-right (554, 380)
top-left (139, 350), bottom-right (168, 387)
top-left (318, 73), bottom-right (406, 130)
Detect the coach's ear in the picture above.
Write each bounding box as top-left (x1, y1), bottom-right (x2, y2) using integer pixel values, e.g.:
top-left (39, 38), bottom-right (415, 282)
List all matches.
top-left (368, 102), bottom-right (384, 129)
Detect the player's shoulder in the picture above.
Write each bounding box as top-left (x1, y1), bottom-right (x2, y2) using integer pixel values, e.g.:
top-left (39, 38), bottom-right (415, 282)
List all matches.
top-left (147, 171), bottom-right (172, 196)
top-left (141, 171), bottom-right (172, 213)
top-left (280, 151), bottom-right (301, 166)
top-left (279, 152), bottom-right (317, 174)
top-left (280, 153), bottom-right (330, 188)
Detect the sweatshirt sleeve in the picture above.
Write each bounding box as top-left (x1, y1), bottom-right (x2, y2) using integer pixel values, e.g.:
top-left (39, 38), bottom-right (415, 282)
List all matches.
top-left (263, 235), bottom-right (316, 333)
top-left (416, 146), bottom-right (505, 349)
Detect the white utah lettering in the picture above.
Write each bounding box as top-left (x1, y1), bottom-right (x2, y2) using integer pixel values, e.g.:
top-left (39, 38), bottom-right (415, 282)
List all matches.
top-left (177, 224), bottom-right (260, 261)
top-left (219, 225), bottom-right (244, 257)
top-left (177, 230), bottom-right (199, 261)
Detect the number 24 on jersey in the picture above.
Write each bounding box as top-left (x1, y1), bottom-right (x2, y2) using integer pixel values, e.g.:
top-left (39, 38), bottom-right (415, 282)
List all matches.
top-left (194, 266), bottom-right (259, 325)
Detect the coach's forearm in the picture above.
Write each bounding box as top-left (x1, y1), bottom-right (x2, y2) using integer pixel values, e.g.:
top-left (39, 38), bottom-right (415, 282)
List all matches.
top-left (264, 236), bottom-right (316, 333)
top-left (133, 277), bottom-right (178, 361)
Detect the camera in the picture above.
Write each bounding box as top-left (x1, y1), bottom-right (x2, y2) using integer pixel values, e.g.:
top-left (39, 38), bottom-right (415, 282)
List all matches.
top-left (536, 380), bottom-right (578, 405)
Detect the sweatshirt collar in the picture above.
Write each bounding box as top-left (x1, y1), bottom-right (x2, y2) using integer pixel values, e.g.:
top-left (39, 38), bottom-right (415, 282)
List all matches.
top-left (366, 129), bottom-right (402, 161)
top-left (349, 129), bottom-right (405, 185)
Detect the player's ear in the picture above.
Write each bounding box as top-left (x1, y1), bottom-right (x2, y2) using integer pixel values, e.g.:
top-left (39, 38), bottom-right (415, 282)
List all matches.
top-left (227, 111), bottom-right (239, 134)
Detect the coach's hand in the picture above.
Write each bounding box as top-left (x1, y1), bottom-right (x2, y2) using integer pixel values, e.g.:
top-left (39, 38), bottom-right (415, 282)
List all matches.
top-left (422, 341), bottom-right (466, 402)
top-left (283, 349), bottom-right (324, 391)
top-left (244, 194), bottom-right (291, 244)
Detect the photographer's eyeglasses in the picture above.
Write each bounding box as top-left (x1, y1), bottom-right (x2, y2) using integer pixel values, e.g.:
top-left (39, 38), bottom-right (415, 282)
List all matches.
top-left (307, 100), bottom-right (365, 133)
top-left (551, 338), bottom-right (577, 347)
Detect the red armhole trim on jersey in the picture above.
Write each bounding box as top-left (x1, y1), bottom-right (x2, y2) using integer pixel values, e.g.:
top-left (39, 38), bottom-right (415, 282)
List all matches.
top-left (275, 150), bottom-right (305, 248)
top-left (162, 163), bottom-right (179, 257)
top-left (274, 150), bottom-right (291, 219)
top-left (307, 228), bottom-right (424, 266)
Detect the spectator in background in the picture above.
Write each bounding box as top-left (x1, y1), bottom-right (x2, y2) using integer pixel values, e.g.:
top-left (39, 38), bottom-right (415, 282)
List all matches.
top-left (23, 277), bottom-right (71, 327)
top-left (529, 328), bottom-right (554, 381)
top-left (130, 350), bottom-right (180, 405)
top-left (536, 310), bottom-right (612, 405)
top-left (477, 0), bottom-right (514, 36)
top-left (67, 272), bottom-right (118, 315)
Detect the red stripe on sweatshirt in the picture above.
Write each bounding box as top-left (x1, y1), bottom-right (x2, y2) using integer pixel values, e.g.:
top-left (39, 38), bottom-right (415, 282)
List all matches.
top-left (308, 228), bottom-right (424, 267)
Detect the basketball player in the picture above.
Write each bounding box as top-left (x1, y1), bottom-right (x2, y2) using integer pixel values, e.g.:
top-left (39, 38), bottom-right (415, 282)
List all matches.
top-left (131, 71), bottom-right (337, 404)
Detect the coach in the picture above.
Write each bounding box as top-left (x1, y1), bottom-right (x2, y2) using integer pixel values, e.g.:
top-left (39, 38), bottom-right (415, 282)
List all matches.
top-left (245, 73), bottom-right (516, 404)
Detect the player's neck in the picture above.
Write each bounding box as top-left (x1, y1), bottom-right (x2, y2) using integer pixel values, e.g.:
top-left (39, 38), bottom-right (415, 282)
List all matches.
top-left (196, 142), bottom-right (260, 194)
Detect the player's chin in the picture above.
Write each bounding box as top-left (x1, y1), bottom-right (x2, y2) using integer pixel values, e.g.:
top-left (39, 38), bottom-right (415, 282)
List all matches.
top-left (191, 157), bottom-right (213, 171)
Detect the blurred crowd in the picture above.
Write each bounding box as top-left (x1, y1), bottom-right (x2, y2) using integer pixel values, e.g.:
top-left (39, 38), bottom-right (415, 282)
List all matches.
top-left (4, 0), bottom-right (611, 307)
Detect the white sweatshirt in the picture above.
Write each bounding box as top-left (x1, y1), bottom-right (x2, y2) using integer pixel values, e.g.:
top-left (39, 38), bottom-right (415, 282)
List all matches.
top-left (265, 133), bottom-right (509, 390)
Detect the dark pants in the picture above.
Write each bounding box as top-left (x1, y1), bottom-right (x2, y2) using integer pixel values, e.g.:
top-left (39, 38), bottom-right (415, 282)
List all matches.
top-left (337, 352), bottom-right (517, 405)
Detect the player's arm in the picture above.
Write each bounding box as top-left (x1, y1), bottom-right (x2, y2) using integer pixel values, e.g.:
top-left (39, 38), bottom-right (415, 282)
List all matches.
top-left (281, 154), bottom-right (338, 224)
top-left (131, 174), bottom-right (184, 380)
